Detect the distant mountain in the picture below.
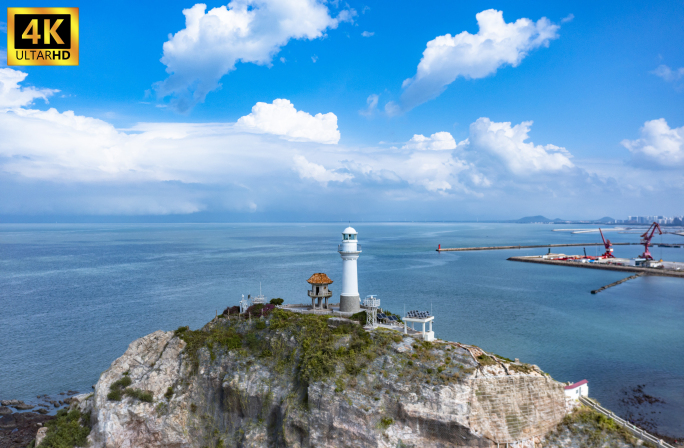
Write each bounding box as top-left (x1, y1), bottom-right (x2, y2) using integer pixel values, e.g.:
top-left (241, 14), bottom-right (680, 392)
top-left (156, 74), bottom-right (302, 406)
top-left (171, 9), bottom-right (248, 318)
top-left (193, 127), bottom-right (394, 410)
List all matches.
top-left (514, 215), bottom-right (556, 223)
top-left (595, 217), bottom-right (615, 223)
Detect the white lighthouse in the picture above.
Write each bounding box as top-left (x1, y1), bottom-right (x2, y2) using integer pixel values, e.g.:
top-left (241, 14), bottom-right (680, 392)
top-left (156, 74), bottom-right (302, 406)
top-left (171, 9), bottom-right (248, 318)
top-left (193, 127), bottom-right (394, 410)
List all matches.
top-left (338, 226), bottom-right (361, 313)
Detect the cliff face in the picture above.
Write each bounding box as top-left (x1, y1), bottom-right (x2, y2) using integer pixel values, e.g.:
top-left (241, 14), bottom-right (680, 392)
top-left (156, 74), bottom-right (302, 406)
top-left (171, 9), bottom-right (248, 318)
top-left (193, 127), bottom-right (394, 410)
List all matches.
top-left (74, 311), bottom-right (572, 448)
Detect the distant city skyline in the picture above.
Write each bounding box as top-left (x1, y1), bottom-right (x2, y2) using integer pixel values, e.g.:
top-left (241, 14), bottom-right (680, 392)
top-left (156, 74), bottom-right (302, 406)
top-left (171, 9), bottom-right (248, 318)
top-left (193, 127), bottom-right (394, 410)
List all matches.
top-left (1, 1), bottom-right (683, 221)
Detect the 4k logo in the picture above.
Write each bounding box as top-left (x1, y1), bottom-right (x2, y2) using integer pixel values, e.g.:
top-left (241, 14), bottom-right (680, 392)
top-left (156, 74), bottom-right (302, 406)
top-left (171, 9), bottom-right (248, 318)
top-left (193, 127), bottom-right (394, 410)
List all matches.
top-left (7, 8), bottom-right (79, 66)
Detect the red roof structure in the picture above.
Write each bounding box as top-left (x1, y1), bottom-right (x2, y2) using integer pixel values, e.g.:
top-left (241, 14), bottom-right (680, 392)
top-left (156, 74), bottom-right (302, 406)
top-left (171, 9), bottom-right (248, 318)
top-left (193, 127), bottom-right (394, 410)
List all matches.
top-left (307, 273), bottom-right (333, 285)
top-left (564, 379), bottom-right (588, 390)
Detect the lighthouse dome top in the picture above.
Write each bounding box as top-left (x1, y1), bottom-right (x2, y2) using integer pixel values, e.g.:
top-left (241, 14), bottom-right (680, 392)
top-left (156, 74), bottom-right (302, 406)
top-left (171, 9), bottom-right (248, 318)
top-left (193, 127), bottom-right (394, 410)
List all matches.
top-left (342, 226), bottom-right (357, 235)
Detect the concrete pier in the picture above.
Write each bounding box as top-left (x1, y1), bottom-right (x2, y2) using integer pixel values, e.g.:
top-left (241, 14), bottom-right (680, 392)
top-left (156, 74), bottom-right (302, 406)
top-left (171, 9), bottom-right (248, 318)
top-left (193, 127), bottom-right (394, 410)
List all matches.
top-left (437, 242), bottom-right (635, 252)
top-left (508, 256), bottom-right (684, 278)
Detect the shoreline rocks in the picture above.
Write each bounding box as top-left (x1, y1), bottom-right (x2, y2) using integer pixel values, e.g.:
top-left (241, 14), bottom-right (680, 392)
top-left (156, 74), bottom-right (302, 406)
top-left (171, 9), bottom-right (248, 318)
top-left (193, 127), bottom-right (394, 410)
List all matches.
top-left (0, 412), bottom-right (54, 448)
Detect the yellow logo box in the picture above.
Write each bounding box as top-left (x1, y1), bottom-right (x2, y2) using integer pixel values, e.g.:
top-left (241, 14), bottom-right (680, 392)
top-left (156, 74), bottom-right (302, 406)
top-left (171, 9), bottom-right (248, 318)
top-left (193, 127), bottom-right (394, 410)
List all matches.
top-left (7, 7), bottom-right (79, 66)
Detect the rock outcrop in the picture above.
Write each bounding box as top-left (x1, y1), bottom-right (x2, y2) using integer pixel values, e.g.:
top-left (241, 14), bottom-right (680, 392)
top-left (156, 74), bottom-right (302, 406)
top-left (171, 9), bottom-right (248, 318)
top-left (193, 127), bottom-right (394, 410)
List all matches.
top-left (67, 310), bottom-right (637, 448)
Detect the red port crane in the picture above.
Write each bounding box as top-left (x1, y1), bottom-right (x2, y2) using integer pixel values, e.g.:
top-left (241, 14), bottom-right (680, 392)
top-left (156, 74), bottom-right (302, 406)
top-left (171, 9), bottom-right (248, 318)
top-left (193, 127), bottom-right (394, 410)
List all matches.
top-left (598, 228), bottom-right (614, 258)
top-left (640, 222), bottom-right (662, 260)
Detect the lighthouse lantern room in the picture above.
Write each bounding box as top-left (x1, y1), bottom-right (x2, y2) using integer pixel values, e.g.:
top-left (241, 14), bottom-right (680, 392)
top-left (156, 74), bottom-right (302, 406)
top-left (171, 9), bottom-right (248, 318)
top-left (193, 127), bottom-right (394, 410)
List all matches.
top-left (338, 226), bottom-right (361, 313)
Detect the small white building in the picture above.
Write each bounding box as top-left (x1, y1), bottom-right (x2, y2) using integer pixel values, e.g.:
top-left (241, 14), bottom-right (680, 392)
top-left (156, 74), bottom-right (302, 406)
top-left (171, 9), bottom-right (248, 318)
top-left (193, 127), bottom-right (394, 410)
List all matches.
top-left (403, 310), bottom-right (434, 342)
top-left (564, 379), bottom-right (589, 400)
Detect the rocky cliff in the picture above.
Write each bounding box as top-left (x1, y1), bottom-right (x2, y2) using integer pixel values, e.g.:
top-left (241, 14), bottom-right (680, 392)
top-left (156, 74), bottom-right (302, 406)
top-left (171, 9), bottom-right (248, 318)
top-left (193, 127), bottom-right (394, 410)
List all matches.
top-left (61, 310), bottom-right (640, 448)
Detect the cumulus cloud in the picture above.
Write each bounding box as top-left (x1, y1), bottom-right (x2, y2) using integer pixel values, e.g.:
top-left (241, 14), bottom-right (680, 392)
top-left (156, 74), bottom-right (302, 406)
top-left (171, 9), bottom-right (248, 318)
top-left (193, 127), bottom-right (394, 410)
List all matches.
top-left (155, 0), bottom-right (353, 112)
top-left (292, 155), bottom-right (353, 185)
top-left (359, 94), bottom-right (379, 117)
top-left (361, 31), bottom-right (374, 37)
top-left (621, 118), bottom-right (684, 168)
top-left (460, 117), bottom-right (573, 176)
top-left (561, 14), bottom-right (574, 23)
top-left (402, 132), bottom-right (456, 151)
top-left (236, 99), bottom-right (340, 144)
top-left (4, 70), bottom-right (678, 219)
top-left (0, 68), bottom-right (58, 108)
top-left (398, 9), bottom-right (559, 112)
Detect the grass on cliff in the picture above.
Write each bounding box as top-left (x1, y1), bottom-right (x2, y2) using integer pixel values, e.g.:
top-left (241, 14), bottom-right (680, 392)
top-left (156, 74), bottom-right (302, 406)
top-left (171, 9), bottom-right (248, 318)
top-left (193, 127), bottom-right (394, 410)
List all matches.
top-left (33, 409), bottom-right (90, 448)
top-left (106, 374), bottom-right (153, 403)
top-left (546, 406), bottom-right (641, 447)
top-left (174, 309), bottom-right (403, 388)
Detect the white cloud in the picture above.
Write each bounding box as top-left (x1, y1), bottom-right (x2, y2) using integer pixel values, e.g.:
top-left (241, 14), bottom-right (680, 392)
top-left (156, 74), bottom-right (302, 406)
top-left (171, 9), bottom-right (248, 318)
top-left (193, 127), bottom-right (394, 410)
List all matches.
top-left (561, 14), bottom-right (574, 23)
top-left (361, 31), bottom-right (374, 37)
top-left (359, 93), bottom-right (379, 117)
top-left (621, 118), bottom-right (684, 168)
top-left (236, 98), bottom-right (340, 144)
top-left (651, 64), bottom-right (684, 90)
top-left (292, 155), bottom-right (353, 185)
top-left (399, 9), bottom-right (559, 112)
top-left (280, 57), bottom-right (286, 63)
top-left (461, 117), bottom-right (573, 175)
top-left (0, 68), bottom-right (58, 108)
top-left (155, 0), bottom-right (353, 112)
top-left (4, 70), bottom-right (681, 219)
top-left (402, 132), bottom-right (456, 151)
top-left (311, 55), bottom-right (318, 63)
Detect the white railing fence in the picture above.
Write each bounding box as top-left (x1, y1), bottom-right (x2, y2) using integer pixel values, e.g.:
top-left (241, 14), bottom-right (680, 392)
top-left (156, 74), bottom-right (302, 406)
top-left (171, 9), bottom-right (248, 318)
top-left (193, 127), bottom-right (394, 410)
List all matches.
top-left (578, 396), bottom-right (673, 448)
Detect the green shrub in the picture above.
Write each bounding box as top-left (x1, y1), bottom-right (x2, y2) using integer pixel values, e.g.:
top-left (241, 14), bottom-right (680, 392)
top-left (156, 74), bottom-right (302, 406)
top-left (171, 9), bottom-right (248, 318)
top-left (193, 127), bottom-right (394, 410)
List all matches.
top-left (164, 386), bottom-right (174, 400)
top-left (477, 354), bottom-right (497, 366)
top-left (255, 320), bottom-right (267, 330)
top-left (270, 298), bottom-right (284, 305)
top-left (107, 389), bottom-right (122, 401)
top-left (107, 375), bottom-right (133, 401)
top-left (349, 311), bottom-right (367, 326)
top-left (40, 409), bottom-right (90, 448)
top-left (379, 417), bottom-right (394, 430)
top-left (174, 324), bottom-right (242, 373)
top-left (124, 388), bottom-right (154, 403)
top-left (110, 376), bottom-right (132, 390)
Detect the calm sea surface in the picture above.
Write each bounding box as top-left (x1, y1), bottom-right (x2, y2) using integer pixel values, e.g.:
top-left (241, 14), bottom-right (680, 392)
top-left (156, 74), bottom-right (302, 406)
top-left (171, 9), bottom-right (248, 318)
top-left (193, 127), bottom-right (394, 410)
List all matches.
top-left (1, 223), bottom-right (683, 435)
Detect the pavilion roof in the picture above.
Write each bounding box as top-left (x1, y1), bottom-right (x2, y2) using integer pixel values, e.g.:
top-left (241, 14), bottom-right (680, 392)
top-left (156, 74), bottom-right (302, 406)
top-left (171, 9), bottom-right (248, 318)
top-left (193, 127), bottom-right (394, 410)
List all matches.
top-left (307, 273), bottom-right (333, 284)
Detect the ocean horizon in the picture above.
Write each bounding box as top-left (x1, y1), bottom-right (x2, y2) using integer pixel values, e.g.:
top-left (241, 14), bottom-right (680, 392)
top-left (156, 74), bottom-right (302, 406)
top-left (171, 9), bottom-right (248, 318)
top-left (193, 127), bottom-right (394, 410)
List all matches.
top-left (1, 222), bottom-right (683, 436)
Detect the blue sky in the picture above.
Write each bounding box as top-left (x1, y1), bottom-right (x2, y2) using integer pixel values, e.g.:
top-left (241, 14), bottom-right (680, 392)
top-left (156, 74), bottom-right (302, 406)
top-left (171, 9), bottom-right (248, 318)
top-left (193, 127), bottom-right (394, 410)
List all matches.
top-left (1, 0), bottom-right (683, 221)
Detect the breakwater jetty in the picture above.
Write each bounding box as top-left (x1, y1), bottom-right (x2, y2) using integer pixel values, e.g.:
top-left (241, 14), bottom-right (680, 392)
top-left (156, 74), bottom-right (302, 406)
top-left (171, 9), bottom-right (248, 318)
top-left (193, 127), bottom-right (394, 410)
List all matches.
top-left (591, 273), bottom-right (643, 294)
top-left (508, 256), bottom-right (684, 278)
top-left (437, 242), bottom-right (635, 252)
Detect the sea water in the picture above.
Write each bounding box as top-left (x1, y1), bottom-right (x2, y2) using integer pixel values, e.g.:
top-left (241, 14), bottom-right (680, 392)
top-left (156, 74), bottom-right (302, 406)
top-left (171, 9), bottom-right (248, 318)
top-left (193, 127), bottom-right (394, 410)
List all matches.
top-left (1, 223), bottom-right (683, 435)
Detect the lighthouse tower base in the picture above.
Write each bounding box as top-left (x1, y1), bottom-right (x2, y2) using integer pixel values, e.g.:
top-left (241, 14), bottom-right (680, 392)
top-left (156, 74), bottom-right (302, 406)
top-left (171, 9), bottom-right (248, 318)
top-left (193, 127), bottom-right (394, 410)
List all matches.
top-left (340, 294), bottom-right (360, 313)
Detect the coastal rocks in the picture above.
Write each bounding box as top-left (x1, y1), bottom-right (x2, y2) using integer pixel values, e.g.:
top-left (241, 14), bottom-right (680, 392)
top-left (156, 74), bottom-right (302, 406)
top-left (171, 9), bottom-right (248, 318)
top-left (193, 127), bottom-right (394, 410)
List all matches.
top-left (0, 412), bottom-right (54, 448)
top-left (35, 426), bottom-right (48, 446)
top-left (0, 401), bottom-right (19, 407)
top-left (0, 400), bottom-right (34, 411)
top-left (0, 408), bottom-right (10, 416)
top-left (12, 403), bottom-right (34, 411)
